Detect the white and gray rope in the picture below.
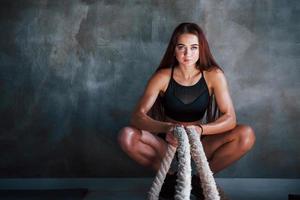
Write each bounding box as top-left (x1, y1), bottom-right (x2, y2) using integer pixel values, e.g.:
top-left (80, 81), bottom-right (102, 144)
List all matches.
top-left (186, 127), bottom-right (220, 200)
top-left (148, 144), bottom-right (177, 200)
top-left (148, 126), bottom-right (221, 200)
top-left (173, 126), bottom-right (192, 200)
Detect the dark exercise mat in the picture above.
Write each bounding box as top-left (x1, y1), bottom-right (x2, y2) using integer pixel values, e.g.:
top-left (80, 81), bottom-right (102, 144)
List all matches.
top-left (0, 188), bottom-right (88, 200)
top-left (289, 194), bottom-right (300, 200)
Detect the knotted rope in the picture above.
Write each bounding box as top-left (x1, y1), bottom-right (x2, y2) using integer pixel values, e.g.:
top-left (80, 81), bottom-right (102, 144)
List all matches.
top-left (148, 126), bottom-right (220, 200)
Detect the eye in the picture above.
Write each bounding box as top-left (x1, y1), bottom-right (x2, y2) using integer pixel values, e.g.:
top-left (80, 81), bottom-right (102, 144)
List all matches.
top-left (191, 46), bottom-right (198, 50)
top-left (176, 46), bottom-right (185, 51)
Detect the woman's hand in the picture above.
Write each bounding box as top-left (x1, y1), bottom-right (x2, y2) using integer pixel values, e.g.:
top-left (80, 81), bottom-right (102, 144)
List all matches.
top-left (165, 124), bottom-right (182, 147)
top-left (185, 125), bottom-right (203, 136)
top-left (166, 131), bottom-right (178, 147)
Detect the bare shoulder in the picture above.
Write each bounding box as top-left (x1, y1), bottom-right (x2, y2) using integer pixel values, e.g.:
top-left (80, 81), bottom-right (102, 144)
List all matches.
top-left (204, 66), bottom-right (226, 91)
top-left (157, 67), bottom-right (172, 76)
top-left (205, 67), bottom-right (225, 81)
top-left (205, 66), bottom-right (223, 75)
top-left (147, 68), bottom-right (172, 93)
top-left (150, 68), bottom-right (171, 82)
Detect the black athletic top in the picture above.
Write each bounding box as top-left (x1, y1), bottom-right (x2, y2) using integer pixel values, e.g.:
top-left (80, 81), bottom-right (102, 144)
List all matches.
top-left (162, 66), bottom-right (210, 122)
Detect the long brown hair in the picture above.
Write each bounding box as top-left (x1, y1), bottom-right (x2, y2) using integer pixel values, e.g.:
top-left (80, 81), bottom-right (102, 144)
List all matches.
top-left (149, 22), bottom-right (221, 123)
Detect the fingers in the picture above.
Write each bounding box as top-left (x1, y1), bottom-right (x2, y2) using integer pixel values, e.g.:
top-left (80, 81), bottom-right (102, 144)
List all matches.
top-left (185, 125), bottom-right (197, 132)
top-left (165, 125), bottom-right (201, 147)
top-left (168, 124), bottom-right (184, 144)
top-left (166, 132), bottom-right (178, 147)
top-left (166, 124), bottom-right (194, 147)
top-left (184, 125), bottom-right (202, 136)
top-left (169, 124), bottom-right (183, 132)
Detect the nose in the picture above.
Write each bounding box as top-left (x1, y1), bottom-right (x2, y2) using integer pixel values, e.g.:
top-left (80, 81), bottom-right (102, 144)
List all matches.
top-left (184, 48), bottom-right (192, 56)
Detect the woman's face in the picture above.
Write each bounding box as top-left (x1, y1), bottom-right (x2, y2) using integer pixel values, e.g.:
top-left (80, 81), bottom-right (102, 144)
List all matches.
top-left (175, 33), bottom-right (199, 67)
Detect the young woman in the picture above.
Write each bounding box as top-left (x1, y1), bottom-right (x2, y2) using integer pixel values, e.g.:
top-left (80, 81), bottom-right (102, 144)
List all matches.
top-left (118, 22), bottom-right (255, 199)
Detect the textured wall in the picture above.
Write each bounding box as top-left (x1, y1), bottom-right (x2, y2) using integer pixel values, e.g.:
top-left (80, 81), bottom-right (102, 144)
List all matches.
top-left (0, 0), bottom-right (299, 178)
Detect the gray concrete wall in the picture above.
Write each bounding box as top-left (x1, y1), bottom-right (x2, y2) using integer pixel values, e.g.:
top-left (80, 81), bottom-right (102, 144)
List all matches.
top-left (0, 0), bottom-right (299, 178)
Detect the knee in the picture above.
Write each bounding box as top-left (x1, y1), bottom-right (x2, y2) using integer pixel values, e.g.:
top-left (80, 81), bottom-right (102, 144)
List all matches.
top-left (238, 125), bottom-right (256, 152)
top-left (117, 126), bottom-right (140, 153)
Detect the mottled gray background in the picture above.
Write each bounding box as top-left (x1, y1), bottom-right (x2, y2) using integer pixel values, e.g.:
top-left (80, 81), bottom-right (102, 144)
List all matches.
top-left (0, 0), bottom-right (299, 178)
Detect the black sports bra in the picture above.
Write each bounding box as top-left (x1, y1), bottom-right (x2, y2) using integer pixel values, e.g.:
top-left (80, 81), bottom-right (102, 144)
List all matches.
top-left (162, 66), bottom-right (210, 122)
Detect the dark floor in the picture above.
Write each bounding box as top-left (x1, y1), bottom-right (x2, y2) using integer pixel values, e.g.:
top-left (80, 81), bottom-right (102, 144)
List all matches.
top-left (0, 178), bottom-right (299, 200)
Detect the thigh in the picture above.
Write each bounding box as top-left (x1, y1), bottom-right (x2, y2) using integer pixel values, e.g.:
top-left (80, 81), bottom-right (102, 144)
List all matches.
top-left (201, 124), bottom-right (242, 159)
top-left (139, 130), bottom-right (168, 156)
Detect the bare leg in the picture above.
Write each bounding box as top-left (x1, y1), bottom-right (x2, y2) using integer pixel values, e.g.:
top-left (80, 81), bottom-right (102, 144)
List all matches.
top-left (202, 124), bottom-right (256, 174)
top-left (118, 124), bottom-right (255, 174)
top-left (118, 126), bottom-right (168, 171)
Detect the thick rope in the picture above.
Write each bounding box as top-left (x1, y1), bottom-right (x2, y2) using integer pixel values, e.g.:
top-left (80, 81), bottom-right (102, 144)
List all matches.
top-left (173, 126), bottom-right (191, 200)
top-left (148, 144), bottom-right (177, 200)
top-left (186, 127), bottom-right (220, 200)
top-left (148, 126), bottom-right (221, 200)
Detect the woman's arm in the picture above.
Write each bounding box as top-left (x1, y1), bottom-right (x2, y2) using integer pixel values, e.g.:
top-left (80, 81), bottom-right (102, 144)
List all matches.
top-left (200, 68), bottom-right (237, 135)
top-left (130, 70), bottom-right (174, 134)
